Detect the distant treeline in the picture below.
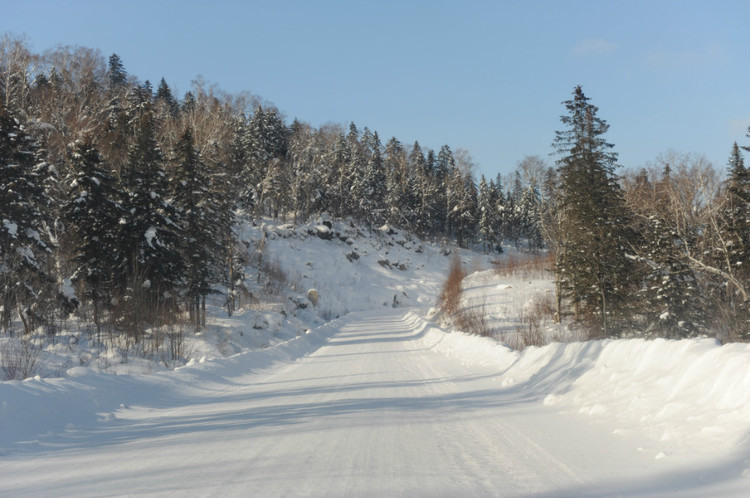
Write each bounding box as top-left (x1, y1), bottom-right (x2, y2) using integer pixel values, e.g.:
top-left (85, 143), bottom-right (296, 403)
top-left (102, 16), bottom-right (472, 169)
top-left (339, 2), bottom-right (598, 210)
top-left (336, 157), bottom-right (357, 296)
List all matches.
top-left (1, 34), bottom-right (749, 342)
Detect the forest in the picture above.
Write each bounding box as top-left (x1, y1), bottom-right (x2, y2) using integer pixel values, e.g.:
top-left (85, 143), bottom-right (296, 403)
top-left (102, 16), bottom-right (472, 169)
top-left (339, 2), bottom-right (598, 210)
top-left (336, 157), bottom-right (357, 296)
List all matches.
top-left (1, 33), bottom-right (749, 347)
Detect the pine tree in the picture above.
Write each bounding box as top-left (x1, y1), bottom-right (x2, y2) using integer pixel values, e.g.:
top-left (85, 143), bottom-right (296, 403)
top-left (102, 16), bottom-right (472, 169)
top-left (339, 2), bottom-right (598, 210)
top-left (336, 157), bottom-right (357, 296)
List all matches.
top-left (330, 131), bottom-right (351, 218)
top-left (408, 142), bottom-right (431, 235)
top-left (107, 53), bottom-right (127, 89)
top-left (155, 77), bottom-right (178, 118)
top-left (0, 103), bottom-right (56, 334)
top-left (455, 171), bottom-right (478, 248)
top-left (355, 128), bottom-right (386, 229)
top-left (229, 114), bottom-right (256, 210)
top-left (518, 184), bottom-right (544, 250)
top-left (723, 142), bottom-right (750, 262)
top-left (552, 86), bottom-right (635, 336)
top-left (713, 143), bottom-right (750, 336)
top-left (247, 106), bottom-right (288, 217)
top-left (62, 139), bottom-right (123, 337)
top-left (384, 137), bottom-right (408, 227)
top-left (171, 127), bottom-right (224, 330)
top-left (434, 145), bottom-right (455, 233)
top-left (118, 112), bottom-right (182, 338)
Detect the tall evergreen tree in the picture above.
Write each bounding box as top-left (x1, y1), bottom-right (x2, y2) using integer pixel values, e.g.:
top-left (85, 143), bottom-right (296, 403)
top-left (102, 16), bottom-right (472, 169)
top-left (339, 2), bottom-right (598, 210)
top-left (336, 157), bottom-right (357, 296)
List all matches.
top-left (107, 53), bottom-right (127, 89)
top-left (0, 102), bottom-right (56, 334)
top-left (355, 128), bottom-right (386, 228)
top-left (154, 77), bottom-right (178, 118)
top-left (62, 139), bottom-right (123, 337)
top-left (171, 127), bottom-right (224, 330)
top-left (434, 145), bottom-right (455, 233)
top-left (713, 143), bottom-right (750, 336)
top-left (552, 86), bottom-right (635, 336)
top-left (118, 112), bottom-right (182, 337)
top-left (247, 106), bottom-right (288, 217)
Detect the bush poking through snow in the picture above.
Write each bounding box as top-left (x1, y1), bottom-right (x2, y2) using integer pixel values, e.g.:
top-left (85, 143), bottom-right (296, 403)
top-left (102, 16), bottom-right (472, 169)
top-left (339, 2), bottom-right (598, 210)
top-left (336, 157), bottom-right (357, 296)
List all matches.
top-left (1, 338), bottom-right (43, 380)
top-left (455, 301), bottom-right (492, 337)
top-left (166, 325), bottom-right (192, 368)
top-left (492, 253), bottom-right (554, 279)
top-left (260, 258), bottom-right (288, 297)
top-left (503, 293), bottom-right (557, 350)
top-left (439, 255), bottom-right (467, 318)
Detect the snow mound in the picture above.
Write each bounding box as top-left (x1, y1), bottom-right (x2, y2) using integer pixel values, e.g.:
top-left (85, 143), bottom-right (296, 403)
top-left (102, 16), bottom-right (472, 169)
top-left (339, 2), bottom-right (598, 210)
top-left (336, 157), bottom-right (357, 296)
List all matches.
top-left (542, 338), bottom-right (750, 455)
top-left (419, 314), bottom-right (750, 460)
top-left (0, 319), bottom-right (341, 450)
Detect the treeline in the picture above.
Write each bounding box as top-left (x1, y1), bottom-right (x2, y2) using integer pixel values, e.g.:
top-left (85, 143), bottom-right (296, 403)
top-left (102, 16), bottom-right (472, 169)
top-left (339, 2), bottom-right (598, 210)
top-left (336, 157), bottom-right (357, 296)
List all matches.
top-left (542, 86), bottom-right (750, 341)
top-left (0, 35), bottom-right (540, 342)
top-left (2, 34), bottom-right (749, 344)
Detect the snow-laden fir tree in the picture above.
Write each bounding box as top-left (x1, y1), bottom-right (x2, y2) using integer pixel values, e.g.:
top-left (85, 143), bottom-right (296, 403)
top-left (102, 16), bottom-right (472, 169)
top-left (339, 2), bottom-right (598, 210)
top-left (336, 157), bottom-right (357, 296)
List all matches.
top-left (713, 143), bottom-right (750, 337)
top-left (117, 112), bottom-right (182, 338)
top-left (247, 106), bottom-right (288, 217)
top-left (171, 126), bottom-right (226, 330)
top-left (107, 53), bottom-right (127, 89)
top-left (62, 138), bottom-right (124, 338)
top-left (433, 145), bottom-right (455, 234)
top-left (354, 128), bottom-right (386, 229)
top-left (0, 102), bottom-right (56, 334)
top-left (552, 85), bottom-right (635, 336)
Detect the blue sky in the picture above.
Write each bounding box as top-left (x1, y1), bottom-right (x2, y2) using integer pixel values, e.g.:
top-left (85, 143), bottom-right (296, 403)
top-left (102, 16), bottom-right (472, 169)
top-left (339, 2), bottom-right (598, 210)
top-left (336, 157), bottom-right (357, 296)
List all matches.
top-left (4, 0), bottom-right (750, 179)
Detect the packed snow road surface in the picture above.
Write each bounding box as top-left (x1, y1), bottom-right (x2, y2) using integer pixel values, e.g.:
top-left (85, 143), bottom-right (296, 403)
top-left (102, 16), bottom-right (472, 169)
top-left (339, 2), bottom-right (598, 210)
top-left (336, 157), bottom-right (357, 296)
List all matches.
top-left (2, 309), bottom-right (749, 497)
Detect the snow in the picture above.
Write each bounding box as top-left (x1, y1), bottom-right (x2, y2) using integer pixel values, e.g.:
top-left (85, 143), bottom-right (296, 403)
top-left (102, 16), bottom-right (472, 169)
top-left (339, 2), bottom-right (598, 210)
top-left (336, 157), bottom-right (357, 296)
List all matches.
top-left (60, 278), bottom-right (77, 302)
top-left (1, 219), bottom-right (749, 496)
top-left (144, 226), bottom-right (157, 247)
top-left (2, 219), bottom-right (18, 238)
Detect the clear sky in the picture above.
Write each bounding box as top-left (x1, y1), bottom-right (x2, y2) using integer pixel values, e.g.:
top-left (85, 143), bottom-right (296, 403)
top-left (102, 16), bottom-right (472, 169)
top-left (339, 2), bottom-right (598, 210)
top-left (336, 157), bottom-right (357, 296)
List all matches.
top-left (4, 0), bottom-right (750, 179)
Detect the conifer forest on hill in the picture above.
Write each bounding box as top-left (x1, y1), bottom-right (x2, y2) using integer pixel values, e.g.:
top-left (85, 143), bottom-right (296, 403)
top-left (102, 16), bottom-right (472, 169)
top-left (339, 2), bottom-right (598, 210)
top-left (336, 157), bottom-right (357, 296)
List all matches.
top-left (2, 33), bottom-right (750, 357)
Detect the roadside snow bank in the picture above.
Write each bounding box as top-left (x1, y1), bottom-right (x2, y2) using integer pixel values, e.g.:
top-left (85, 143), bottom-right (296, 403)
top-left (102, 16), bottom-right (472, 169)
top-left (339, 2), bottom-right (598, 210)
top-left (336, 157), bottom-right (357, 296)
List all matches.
top-left (543, 338), bottom-right (750, 456)
top-left (414, 310), bottom-right (750, 459)
top-left (0, 320), bottom-right (339, 452)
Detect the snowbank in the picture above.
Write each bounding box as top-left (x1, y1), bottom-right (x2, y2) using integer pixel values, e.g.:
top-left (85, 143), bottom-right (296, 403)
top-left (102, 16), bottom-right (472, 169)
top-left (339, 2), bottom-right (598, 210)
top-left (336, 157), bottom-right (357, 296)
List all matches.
top-left (415, 314), bottom-right (750, 462)
top-left (543, 338), bottom-right (750, 457)
top-left (0, 319), bottom-right (340, 451)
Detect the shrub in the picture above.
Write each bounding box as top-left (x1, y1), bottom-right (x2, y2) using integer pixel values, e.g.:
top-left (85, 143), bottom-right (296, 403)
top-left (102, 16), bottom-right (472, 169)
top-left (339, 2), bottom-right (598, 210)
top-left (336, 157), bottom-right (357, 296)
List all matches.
top-left (492, 253), bottom-right (554, 279)
top-left (1, 338), bottom-right (43, 380)
top-left (439, 255), bottom-right (466, 317)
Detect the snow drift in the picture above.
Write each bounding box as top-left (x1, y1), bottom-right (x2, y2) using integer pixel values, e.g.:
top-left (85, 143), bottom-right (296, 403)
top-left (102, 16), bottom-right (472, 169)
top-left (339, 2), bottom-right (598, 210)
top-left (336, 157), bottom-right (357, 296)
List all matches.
top-left (415, 308), bottom-right (750, 465)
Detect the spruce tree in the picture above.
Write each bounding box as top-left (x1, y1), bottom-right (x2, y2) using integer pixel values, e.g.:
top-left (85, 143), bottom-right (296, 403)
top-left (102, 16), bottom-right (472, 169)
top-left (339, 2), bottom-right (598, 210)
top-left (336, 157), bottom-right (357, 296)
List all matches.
top-left (107, 53), bottom-right (127, 89)
top-left (0, 103), bottom-right (56, 334)
top-left (434, 145), bottom-right (455, 233)
top-left (409, 141), bottom-right (432, 235)
top-left (715, 143), bottom-right (750, 336)
top-left (62, 139), bottom-right (123, 337)
top-left (171, 127), bottom-right (223, 330)
top-left (118, 112), bottom-right (182, 337)
top-left (356, 128), bottom-right (386, 228)
top-left (247, 106), bottom-right (288, 217)
top-left (155, 77), bottom-right (178, 118)
top-left (552, 86), bottom-right (635, 336)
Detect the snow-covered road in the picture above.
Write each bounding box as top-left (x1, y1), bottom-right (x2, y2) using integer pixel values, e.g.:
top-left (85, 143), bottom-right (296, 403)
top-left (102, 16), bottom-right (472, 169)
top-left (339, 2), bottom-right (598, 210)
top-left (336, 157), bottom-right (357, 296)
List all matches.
top-left (2, 309), bottom-right (749, 497)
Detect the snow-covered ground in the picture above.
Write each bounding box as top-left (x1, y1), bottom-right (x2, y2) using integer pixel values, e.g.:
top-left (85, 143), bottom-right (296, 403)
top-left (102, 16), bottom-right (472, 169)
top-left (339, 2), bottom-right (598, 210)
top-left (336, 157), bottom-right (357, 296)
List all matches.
top-left (1, 219), bottom-right (749, 496)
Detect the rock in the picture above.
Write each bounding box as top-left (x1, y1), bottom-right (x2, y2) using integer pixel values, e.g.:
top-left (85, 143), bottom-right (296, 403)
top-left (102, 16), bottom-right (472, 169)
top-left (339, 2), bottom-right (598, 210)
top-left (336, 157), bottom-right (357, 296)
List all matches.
top-left (315, 225), bottom-right (333, 240)
top-left (307, 289), bottom-right (319, 307)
